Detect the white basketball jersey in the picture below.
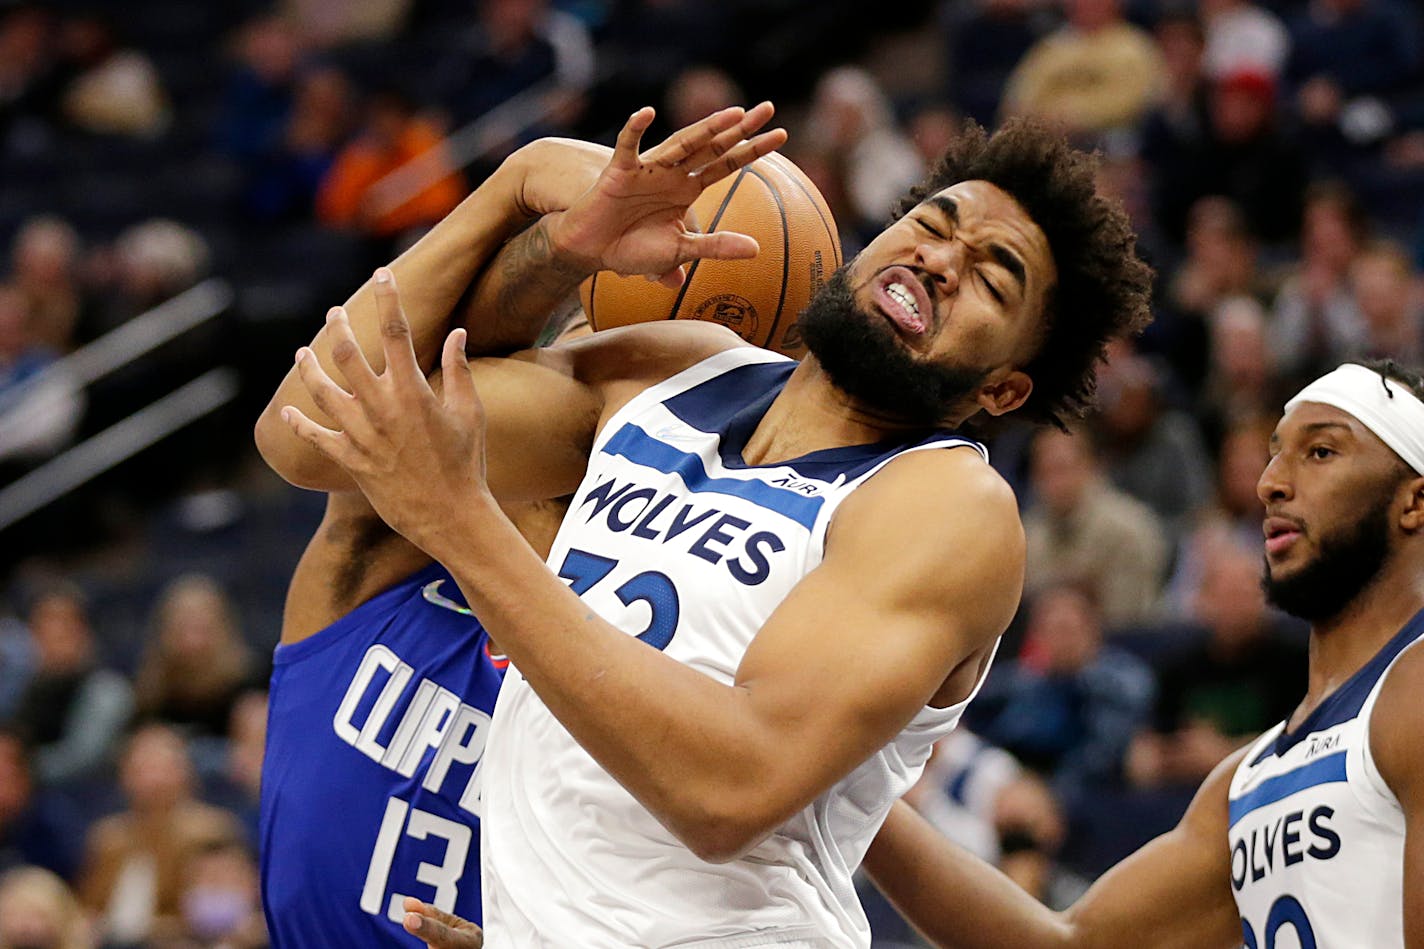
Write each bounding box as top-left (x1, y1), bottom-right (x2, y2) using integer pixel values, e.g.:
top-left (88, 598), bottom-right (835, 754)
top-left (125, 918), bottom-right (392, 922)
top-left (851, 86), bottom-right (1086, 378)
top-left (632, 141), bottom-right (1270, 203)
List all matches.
top-left (481, 347), bottom-right (994, 948)
top-left (1227, 614), bottom-right (1424, 949)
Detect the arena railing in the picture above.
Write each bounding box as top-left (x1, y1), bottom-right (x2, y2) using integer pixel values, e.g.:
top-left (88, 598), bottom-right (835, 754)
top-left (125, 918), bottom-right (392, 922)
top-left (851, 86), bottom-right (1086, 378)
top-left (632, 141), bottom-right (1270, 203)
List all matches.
top-left (0, 278), bottom-right (235, 532)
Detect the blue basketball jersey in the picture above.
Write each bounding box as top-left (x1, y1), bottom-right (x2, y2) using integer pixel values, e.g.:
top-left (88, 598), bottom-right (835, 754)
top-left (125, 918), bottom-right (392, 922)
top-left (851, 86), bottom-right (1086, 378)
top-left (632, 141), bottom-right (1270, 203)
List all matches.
top-left (260, 562), bottom-right (505, 947)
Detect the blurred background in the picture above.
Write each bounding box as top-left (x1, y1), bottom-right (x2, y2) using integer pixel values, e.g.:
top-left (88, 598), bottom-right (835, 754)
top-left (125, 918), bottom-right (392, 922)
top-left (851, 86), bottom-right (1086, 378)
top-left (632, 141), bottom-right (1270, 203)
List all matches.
top-left (0, 0), bottom-right (1421, 945)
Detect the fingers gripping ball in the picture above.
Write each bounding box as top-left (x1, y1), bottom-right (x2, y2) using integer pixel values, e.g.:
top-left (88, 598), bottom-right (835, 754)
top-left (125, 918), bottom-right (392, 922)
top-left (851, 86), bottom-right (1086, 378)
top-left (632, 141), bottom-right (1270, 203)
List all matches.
top-left (579, 152), bottom-right (841, 359)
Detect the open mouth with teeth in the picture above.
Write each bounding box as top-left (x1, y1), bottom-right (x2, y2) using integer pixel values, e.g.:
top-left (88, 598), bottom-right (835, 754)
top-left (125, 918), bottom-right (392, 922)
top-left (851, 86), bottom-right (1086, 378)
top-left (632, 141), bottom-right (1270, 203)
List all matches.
top-left (873, 266), bottom-right (931, 337)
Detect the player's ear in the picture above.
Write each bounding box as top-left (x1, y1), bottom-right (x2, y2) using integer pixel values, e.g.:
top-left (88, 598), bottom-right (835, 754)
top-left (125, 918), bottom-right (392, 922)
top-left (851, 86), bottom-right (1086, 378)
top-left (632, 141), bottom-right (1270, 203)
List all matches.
top-left (1399, 476), bottom-right (1424, 533)
top-left (976, 370), bottom-right (1032, 418)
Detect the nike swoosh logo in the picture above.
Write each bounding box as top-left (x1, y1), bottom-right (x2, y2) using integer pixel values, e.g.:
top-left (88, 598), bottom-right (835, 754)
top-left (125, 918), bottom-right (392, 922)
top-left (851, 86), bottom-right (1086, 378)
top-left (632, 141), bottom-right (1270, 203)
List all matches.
top-left (422, 580), bottom-right (474, 616)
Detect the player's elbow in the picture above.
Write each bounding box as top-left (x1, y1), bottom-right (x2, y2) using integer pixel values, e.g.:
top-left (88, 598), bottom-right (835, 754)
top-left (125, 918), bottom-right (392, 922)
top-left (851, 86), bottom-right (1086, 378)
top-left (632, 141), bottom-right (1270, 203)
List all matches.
top-left (674, 816), bottom-right (765, 865)
top-left (253, 405), bottom-right (344, 492)
top-left (666, 792), bottom-right (784, 864)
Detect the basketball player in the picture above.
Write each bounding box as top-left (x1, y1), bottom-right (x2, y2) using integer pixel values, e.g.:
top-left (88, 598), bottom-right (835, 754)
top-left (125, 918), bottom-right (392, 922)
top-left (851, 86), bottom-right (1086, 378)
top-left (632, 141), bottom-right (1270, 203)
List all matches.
top-left (843, 358), bottom-right (1424, 949)
top-left (255, 105), bottom-right (786, 944)
top-left (267, 105), bottom-right (1153, 945)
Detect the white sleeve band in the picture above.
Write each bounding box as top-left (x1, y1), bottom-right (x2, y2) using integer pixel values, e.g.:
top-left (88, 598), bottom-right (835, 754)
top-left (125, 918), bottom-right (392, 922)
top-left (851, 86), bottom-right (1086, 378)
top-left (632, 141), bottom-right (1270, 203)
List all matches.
top-left (1285, 364), bottom-right (1424, 475)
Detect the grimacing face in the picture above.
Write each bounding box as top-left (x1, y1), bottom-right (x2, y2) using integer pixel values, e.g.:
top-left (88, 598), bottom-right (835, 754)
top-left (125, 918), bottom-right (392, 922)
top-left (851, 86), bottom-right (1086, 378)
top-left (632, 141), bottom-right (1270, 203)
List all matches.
top-left (835, 180), bottom-right (1056, 423)
top-left (1257, 402), bottom-right (1418, 619)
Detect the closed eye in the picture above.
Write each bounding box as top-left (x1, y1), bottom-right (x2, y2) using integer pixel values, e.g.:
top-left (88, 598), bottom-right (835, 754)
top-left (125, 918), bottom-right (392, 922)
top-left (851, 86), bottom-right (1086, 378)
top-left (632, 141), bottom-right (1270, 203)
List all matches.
top-left (979, 270), bottom-right (1004, 304)
top-left (915, 217), bottom-right (945, 239)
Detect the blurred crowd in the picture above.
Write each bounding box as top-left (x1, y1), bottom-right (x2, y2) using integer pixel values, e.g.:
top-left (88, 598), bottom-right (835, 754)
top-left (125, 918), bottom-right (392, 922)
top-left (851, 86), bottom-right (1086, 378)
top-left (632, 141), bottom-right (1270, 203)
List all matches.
top-left (1, 0), bottom-right (1423, 945)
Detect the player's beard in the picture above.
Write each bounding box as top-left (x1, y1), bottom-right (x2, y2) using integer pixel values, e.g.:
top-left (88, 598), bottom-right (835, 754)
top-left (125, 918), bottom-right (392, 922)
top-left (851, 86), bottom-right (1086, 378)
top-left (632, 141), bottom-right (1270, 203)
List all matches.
top-left (799, 266), bottom-right (988, 429)
top-left (1261, 493), bottom-right (1392, 622)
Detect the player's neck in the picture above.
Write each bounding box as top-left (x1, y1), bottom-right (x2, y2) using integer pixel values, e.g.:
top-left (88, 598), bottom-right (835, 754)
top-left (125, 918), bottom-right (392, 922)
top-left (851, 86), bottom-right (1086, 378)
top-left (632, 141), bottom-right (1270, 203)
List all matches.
top-left (1303, 558), bottom-right (1424, 706)
top-left (742, 358), bottom-right (928, 465)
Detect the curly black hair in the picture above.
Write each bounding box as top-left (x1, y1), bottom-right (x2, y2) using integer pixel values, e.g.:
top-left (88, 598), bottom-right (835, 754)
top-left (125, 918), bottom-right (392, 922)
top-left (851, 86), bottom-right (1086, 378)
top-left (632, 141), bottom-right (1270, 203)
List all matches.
top-left (894, 118), bottom-right (1155, 429)
top-left (1349, 357), bottom-right (1424, 402)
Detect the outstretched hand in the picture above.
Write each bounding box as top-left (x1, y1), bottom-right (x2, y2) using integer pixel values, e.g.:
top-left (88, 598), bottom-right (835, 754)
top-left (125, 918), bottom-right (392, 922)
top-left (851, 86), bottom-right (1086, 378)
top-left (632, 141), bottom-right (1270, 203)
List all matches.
top-left (281, 267), bottom-right (486, 556)
top-left (549, 102), bottom-right (787, 288)
top-left (402, 897), bottom-right (483, 949)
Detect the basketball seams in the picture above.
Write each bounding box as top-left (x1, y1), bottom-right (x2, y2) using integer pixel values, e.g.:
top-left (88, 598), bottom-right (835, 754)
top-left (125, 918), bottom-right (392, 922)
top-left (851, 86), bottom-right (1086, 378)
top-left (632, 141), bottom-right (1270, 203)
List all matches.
top-left (764, 152), bottom-right (842, 268)
top-left (669, 168), bottom-right (749, 321)
top-left (580, 153), bottom-right (839, 356)
top-left (745, 166), bottom-right (791, 348)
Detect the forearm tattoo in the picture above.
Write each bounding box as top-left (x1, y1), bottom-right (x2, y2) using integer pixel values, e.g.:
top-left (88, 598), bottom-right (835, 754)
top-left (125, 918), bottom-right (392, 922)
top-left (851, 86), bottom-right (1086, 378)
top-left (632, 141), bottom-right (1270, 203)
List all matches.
top-left (492, 217), bottom-right (592, 334)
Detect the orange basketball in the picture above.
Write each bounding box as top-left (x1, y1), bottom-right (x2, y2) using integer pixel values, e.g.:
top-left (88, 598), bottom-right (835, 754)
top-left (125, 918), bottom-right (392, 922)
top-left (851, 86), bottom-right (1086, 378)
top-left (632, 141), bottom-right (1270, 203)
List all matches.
top-left (578, 152), bottom-right (842, 359)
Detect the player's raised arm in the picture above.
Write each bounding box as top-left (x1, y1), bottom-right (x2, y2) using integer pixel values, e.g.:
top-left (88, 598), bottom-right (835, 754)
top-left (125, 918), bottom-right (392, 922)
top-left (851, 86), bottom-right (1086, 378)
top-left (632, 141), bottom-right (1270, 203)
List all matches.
top-left (257, 105), bottom-right (784, 493)
top-left (865, 751), bottom-right (1245, 949)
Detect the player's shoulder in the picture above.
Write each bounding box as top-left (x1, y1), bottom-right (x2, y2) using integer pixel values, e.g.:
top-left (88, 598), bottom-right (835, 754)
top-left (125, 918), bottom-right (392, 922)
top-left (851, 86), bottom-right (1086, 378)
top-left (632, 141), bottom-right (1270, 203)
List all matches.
top-left (1369, 633), bottom-right (1424, 801)
top-left (829, 442), bottom-right (1023, 626)
top-left (842, 443), bottom-right (1020, 541)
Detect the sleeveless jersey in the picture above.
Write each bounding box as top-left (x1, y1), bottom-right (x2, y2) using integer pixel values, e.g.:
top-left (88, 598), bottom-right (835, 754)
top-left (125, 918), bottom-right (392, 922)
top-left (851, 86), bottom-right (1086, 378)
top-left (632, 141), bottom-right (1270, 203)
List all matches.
top-left (1227, 609), bottom-right (1424, 949)
top-left (481, 347), bottom-right (996, 948)
top-left (260, 562), bottom-right (505, 947)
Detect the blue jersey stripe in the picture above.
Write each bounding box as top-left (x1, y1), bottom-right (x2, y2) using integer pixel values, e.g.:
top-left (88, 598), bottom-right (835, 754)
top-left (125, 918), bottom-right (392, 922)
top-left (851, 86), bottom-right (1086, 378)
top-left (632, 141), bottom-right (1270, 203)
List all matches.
top-left (1228, 751), bottom-right (1348, 828)
top-left (601, 423), bottom-right (825, 530)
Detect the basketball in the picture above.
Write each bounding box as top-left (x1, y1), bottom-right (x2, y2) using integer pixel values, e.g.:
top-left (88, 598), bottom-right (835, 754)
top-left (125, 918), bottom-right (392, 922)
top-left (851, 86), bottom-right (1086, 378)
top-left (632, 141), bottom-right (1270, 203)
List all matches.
top-left (578, 151), bottom-right (842, 359)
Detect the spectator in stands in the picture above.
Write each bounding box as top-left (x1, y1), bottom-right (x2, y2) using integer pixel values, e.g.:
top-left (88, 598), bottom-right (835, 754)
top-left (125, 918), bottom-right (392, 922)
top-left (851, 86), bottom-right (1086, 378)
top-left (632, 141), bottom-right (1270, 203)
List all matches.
top-left (9, 585), bottom-right (131, 787)
top-left (315, 87), bottom-right (466, 240)
top-left (1349, 239), bottom-right (1424, 363)
top-left (173, 839), bottom-right (266, 948)
top-left (1092, 352), bottom-right (1213, 536)
top-left (942, 0), bottom-right (1047, 127)
top-left (1198, 296), bottom-right (1277, 442)
top-left (282, 0), bottom-right (412, 47)
top-left (0, 613), bottom-right (33, 724)
top-left (0, 6), bottom-right (59, 140)
top-left (1169, 198), bottom-right (1269, 325)
top-left (0, 284), bottom-right (54, 397)
top-left (86, 219), bottom-right (212, 336)
top-left (1023, 427), bottom-right (1169, 626)
top-left (215, 15), bottom-right (304, 164)
top-left (1167, 67), bottom-right (1307, 247)
top-left (10, 216), bottom-right (87, 354)
top-left (0, 866), bottom-right (92, 949)
top-left (967, 583), bottom-right (1156, 809)
top-left (598, 0), bottom-right (727, 121)
top-left (804, 67), bottom-right (924, 241)
top-left (663, 65), bottom-right (743, 132)
top-left (904, 729), bottom-right (1066, 900)
top-left (1001, 0), bottom-right (1163, 136)
top-left (1162, 414), bottom-right (1273, 615)
top-left (434, 0), bottom-right (594, 132)
top-left (203, 691), bottom-right (266, 846)
top-left (53, 14), bottom-right (169, 138)
top-left (241, 65), bottom-right (352, 224)
top-left (1151, 198), bottom-right (1261, 390)
top-left (906, 101), bottom-right (963, 173)
top-left (1138, 10), bottom-right (1210, 247)
top-left (0, 284), bottom-right (82, 464)
top-left (1286, 0), bottom-right (1420, 140)
top-left (1199, 0), bottom-right (1290, 81)
top-left (1129, 543), bottom-right (1307, 789)
top-left (0, 728), bottom-right (85, 881)
top-left (134, 575), bottom-right (259, 739)
top-left (79, 725), bottom-right (242, 947)
top-left (1270, 181), bottom-right (1371, 383)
